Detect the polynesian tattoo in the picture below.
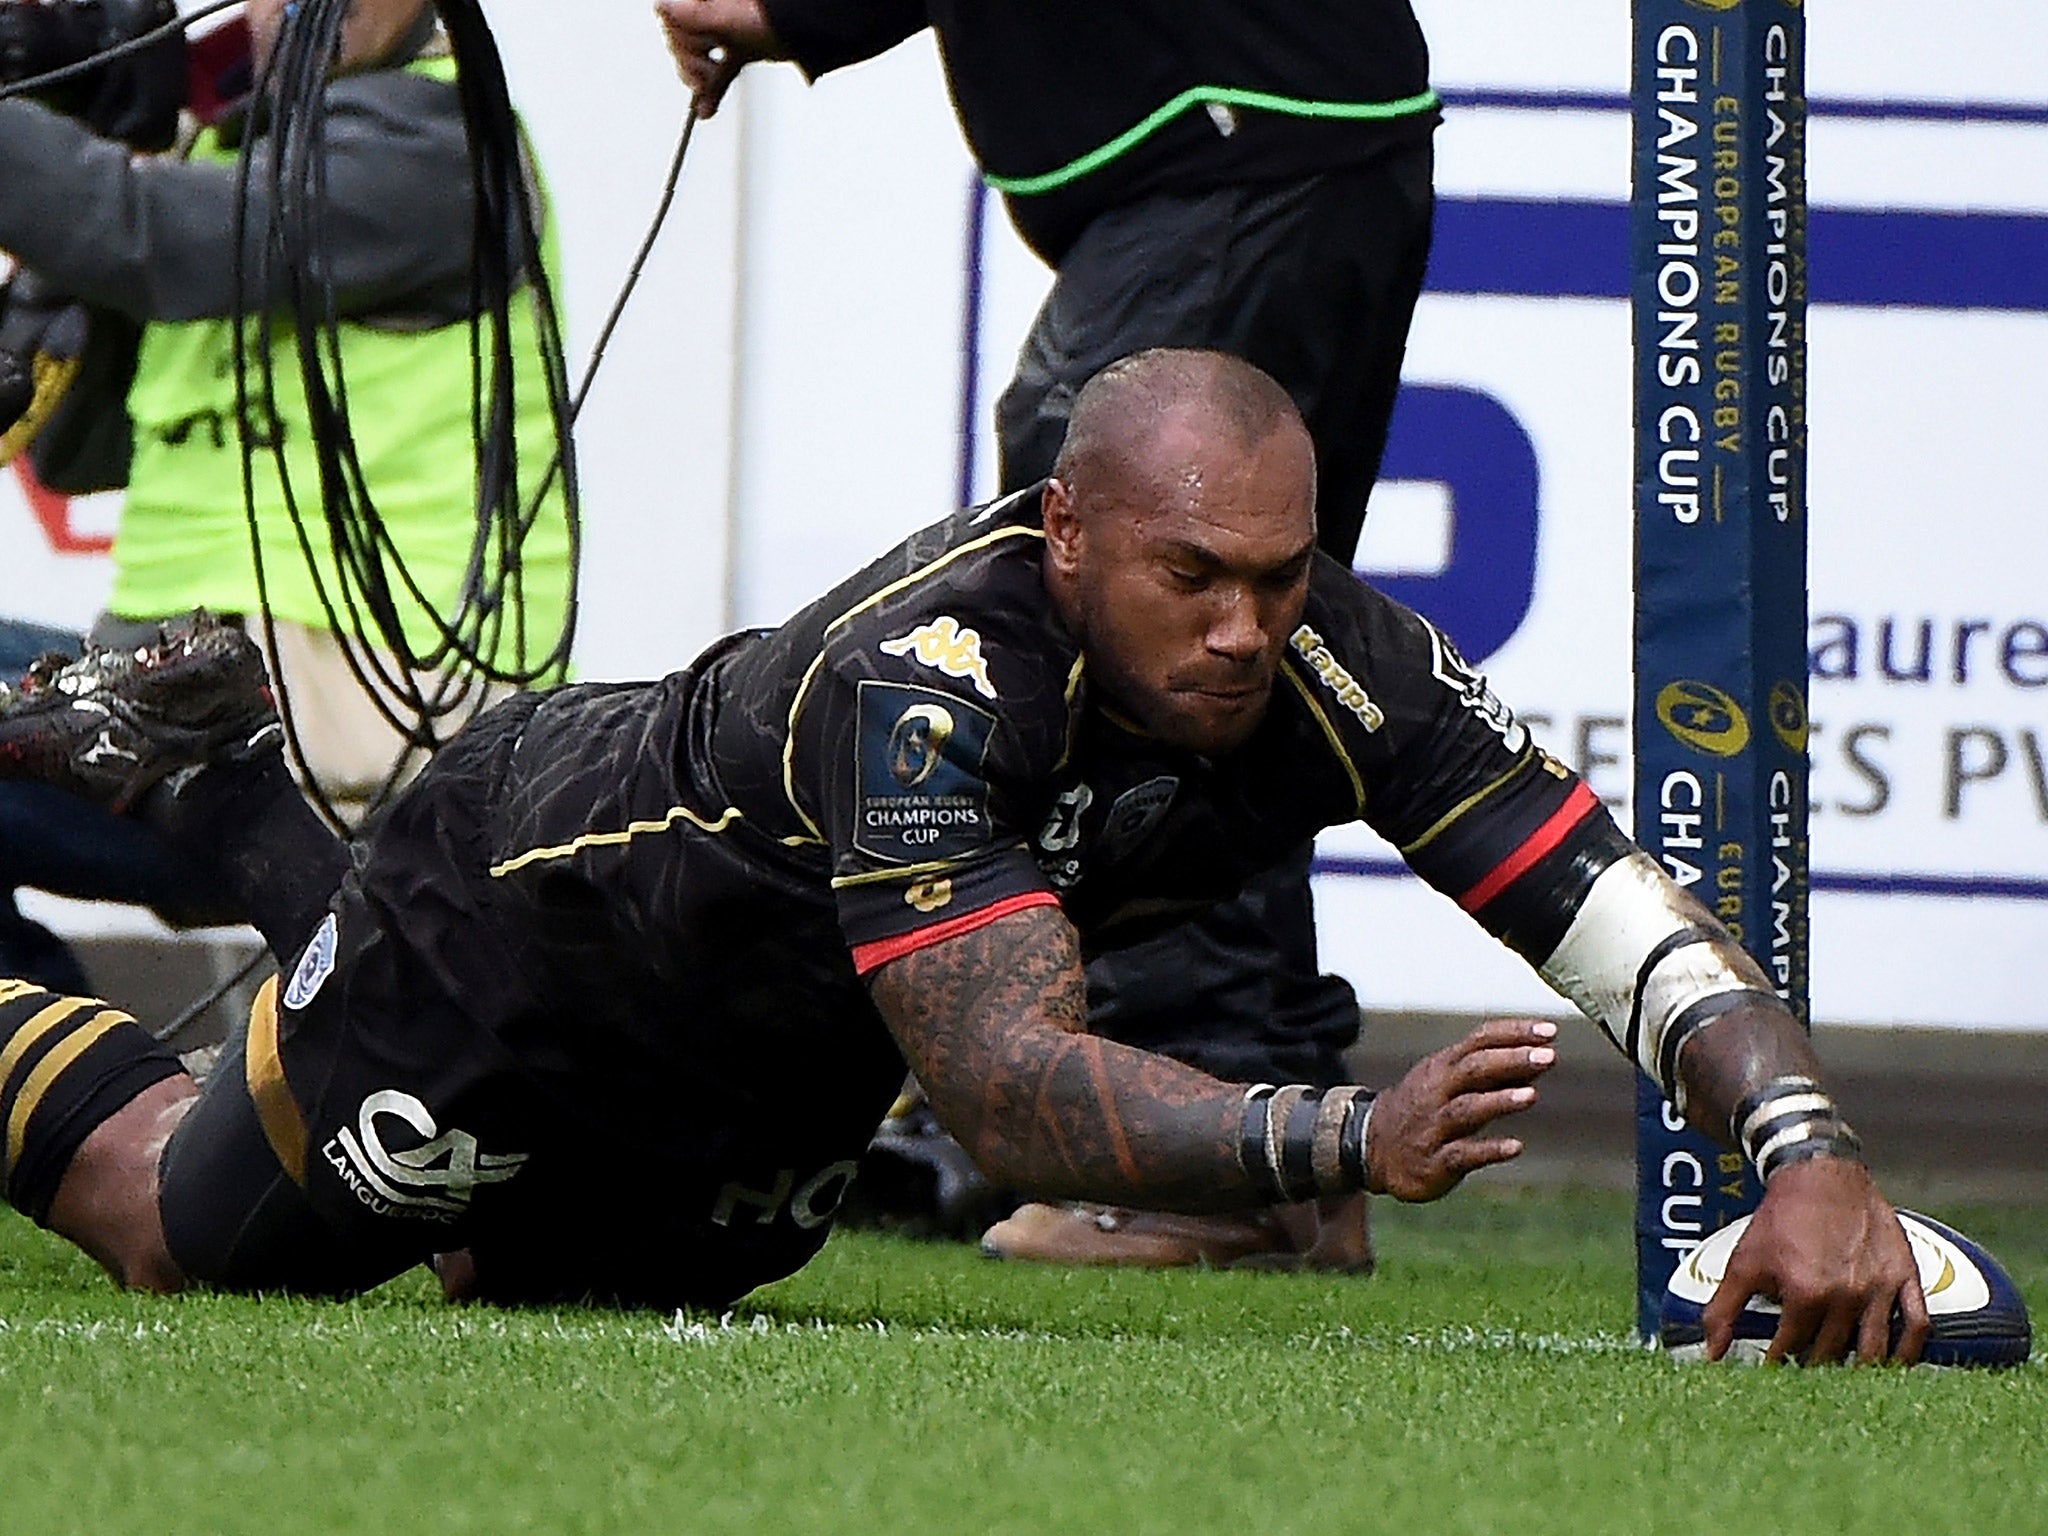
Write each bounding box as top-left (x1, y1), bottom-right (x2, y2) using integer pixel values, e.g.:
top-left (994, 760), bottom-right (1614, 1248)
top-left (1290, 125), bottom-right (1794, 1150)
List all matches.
top-left (867, 905), bottom-right (1261, 1211)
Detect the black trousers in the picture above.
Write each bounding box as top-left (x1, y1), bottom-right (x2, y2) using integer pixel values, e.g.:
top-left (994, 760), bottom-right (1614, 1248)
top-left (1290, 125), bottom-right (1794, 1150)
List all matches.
top-left (998, 143), bottom-right (1435, 1085)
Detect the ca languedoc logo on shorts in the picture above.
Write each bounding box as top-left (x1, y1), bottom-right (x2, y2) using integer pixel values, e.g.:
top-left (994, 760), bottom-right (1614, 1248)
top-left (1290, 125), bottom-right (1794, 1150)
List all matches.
top-left (323, 1090), bottom-right (527, 1223)
top-left (881, 615), bottom-right (997, 700)
top-left (1656, 680), bottom-right (1752, 758)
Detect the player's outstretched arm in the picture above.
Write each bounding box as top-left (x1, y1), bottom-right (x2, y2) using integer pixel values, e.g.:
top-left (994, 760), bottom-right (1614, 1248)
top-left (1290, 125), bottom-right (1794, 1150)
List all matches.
top-left (1534, 848), bottom-right (1926, 1363)
top-left (867, 905), bottom-right (1555, 1212)
top-left (1675, 1001), bottom-right (1929, 1366)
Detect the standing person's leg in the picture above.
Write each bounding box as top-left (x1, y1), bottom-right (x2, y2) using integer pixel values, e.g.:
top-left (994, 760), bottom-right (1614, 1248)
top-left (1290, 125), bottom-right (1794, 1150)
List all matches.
top-left (980, 147), bottom-right (1432, 1269)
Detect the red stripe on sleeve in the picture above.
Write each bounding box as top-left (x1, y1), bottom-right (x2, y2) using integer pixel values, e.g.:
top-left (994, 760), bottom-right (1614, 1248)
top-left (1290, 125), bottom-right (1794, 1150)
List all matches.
top-left (1456, 781), bottom-right (1601, 915)
top-left (851, 891), bottom-right (1063, 976)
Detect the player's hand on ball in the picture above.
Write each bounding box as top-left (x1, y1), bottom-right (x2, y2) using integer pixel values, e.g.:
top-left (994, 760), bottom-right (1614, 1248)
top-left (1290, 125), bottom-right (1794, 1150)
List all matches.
top-left (1702, 1155), bottom-right (1929, 1365)
top-left (1365, 1019), bottom-right (1556, 1202)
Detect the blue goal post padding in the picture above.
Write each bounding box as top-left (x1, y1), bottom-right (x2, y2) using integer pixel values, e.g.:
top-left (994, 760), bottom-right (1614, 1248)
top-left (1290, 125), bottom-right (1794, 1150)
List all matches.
top-left (1631, 0), bottom-right (1811, 1340)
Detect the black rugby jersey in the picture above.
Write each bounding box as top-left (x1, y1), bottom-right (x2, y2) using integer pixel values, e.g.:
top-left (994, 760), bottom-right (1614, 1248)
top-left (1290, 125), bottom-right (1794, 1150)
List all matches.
top-left (485, 484), bottom-right (1631, 1006)
top-left (760, 0), bottom-right (1436, 264)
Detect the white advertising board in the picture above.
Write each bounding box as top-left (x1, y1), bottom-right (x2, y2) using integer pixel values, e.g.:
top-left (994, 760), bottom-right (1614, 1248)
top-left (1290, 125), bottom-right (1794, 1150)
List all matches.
top-left (2, 2), bottom-right (2042, 1027)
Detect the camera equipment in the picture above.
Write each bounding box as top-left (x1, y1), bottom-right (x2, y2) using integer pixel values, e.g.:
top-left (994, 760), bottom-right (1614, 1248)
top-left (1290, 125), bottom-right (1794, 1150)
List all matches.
top-left (0, 0), bottom-right (186, 149)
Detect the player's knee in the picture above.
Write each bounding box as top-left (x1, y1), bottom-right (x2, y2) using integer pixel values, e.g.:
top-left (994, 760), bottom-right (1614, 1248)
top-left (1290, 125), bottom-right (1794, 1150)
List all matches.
top-left (46, 1074), bottom-right (198, 1293)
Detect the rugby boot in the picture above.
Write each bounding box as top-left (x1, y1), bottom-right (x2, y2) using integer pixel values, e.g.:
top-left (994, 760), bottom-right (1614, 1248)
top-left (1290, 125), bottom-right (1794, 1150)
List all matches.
top-left (0, 612), bottom-right (283, 813)
top-left (980, 1190), bottom-right (1374, 1275)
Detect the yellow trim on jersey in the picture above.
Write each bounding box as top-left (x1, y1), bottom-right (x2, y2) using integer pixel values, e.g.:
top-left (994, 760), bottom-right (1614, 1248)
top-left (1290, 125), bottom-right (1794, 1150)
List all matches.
top-left (779, 525), bottom-right (1047, 841)
top-left (1052, 655), bottom-right (1086, 774)
top-left (7, 1008), bottom-right (128, 1170)
top-left (1280, 663), bottom-right (1367, 819)
top-left (780, 652), bottom-right (833, 842)
top-left (829, 839), bottom-right (1035, 890)
top-left (1398, 747), bottom-right (1540, 857)
top-left (488, 803), bottom-right (748, 878)
top-left (244, 977), bottom-right (307, 1186)
top-left (831, 857), bottom-right (972, 890)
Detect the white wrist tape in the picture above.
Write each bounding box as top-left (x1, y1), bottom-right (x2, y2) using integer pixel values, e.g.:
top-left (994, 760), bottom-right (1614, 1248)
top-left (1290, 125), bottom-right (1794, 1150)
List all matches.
top-left (1539, 853), bottom-right (1772, 1109)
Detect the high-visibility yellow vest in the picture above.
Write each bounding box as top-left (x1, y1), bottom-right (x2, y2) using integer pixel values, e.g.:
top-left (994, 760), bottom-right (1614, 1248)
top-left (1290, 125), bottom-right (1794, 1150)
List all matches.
top-left (112, 56), bottom-right (571, 669)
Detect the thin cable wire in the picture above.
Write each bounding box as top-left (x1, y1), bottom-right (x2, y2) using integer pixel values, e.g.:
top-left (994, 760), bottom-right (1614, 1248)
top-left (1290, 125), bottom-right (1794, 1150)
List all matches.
top-left (517, 105), bottom-right (697, 529)
top-left (7, 3), bottom-right (694, 828)
top-left (149, 947), bottom-right (270, 1045)
top-left (233, 0), bottom-right (586, 826)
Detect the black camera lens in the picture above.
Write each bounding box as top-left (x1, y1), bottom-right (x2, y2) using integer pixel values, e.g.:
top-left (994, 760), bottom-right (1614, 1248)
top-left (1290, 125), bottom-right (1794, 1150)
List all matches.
top-left (0, 2), bottom-right (105, 92)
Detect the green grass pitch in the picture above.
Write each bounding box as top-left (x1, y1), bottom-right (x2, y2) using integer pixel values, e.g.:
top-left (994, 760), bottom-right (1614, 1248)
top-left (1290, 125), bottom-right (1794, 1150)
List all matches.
top-left (1, 1189), bottom-right (2040, 1535)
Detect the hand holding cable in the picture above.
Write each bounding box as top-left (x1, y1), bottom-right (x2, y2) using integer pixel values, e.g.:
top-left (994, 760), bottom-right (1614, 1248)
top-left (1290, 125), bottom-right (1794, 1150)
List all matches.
top-left (653, 0), bottom-right (783, 118)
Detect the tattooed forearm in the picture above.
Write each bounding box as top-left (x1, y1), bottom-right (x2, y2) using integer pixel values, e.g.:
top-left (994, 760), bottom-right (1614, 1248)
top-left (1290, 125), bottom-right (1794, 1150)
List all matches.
top-left (868, 906), bottom-right (1259, 1211)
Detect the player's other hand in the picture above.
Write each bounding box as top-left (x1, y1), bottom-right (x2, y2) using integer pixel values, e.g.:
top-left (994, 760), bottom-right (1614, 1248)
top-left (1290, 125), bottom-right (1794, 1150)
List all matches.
top-left (1702, 1156), bottom-right (1928, 1365)
top-left (1366, 1018), bottom-right (1556, 1202)
top-left (654, 0), bottom-right (783, 117)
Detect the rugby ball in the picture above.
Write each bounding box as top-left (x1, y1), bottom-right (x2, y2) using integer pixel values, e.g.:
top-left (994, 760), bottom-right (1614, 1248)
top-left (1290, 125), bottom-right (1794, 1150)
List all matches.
top-left (1661, 1209), bottom-right (2032, 1367)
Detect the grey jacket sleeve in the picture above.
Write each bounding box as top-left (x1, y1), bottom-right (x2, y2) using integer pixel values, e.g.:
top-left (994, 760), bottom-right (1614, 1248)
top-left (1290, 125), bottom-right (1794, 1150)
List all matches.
top-left (0, 68), bottom-right (484, 327)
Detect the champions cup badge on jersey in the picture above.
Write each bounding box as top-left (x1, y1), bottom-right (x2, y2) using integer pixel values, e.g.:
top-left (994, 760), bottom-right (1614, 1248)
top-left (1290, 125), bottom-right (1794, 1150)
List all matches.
top-left (880, 616), bottom-right (997, 700)
top-left (284, 912), bottom-right (340, 1011)
top-left (855, 680), bottom-right (996, 865)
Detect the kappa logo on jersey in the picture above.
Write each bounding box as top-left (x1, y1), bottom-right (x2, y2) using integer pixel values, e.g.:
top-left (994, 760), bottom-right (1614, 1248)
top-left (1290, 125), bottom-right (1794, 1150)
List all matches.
top-left (1289, 626), bottom-right (1386, 731)
top-left (855, 680), bottom-right (996, 865)
top-left (1099, 776), bottom-right (1179, 864)
top-left (1426, 622), bottom-right (1528, 752)
top-left (880, 616), bottom-right (998, 700)
top-left (283, 912), bottom-right (340, 1011)
top-left (322, 1089), bottom-right (527, 1223)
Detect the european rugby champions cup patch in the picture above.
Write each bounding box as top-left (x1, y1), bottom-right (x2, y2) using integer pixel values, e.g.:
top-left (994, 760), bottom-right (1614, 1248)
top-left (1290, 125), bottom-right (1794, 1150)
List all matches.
top-left (854, 680), bottom-right (998, 865)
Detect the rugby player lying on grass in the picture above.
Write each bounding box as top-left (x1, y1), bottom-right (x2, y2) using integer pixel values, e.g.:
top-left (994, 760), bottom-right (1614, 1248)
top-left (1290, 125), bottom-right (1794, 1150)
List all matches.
top-left (0, 350), bottom-right (1925, 1363)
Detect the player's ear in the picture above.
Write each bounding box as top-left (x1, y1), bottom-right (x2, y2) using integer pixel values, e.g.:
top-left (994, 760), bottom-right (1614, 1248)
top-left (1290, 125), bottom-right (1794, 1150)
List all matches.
top-left (1042, 478), bottom-right (1084, 578)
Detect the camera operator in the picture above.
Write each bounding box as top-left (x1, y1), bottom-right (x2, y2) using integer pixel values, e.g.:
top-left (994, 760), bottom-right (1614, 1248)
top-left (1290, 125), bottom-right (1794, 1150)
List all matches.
top-left (0, 0), bottom-right (571, 996)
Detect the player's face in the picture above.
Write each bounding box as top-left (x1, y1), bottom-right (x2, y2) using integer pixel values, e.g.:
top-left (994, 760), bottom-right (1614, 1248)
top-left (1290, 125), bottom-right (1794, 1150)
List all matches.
top-left (1049, 421), bottom-right (1317, 757)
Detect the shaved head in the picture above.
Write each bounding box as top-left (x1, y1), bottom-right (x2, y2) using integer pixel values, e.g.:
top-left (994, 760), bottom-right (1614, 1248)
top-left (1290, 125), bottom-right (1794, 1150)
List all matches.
top-left (1041, 350), bottom-right (1320, 756)
top-left (1053, 349), bottom-right (1315, 516)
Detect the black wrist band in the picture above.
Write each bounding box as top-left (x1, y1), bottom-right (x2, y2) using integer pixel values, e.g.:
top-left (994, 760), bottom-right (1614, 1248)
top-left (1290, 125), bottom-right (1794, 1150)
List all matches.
top-left (1278, 1087), bottom-right (1323, 1203)
top-left (1731, 1073), bottom-right (1863, 1183)
top-left (1238, 1084), bottom-right (1382, 1203)
top-left (1237, 1085), bottom-right (1282, 1202)
top-left (1337, 1089), bottom-right (1376, 1193)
